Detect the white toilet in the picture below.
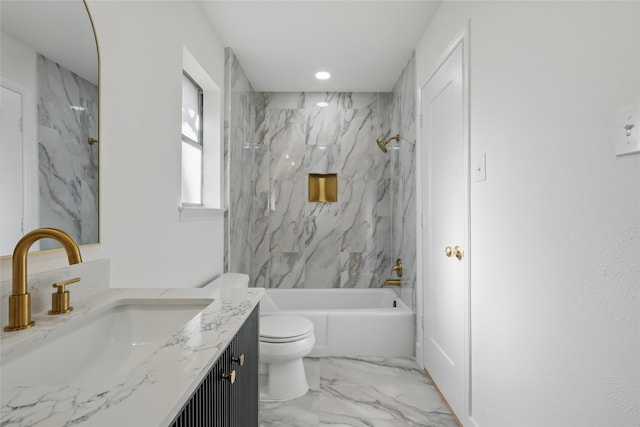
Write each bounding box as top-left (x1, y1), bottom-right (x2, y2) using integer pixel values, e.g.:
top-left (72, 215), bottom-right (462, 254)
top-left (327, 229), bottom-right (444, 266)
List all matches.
top-left (202, 273), bottom-right (315, 402)
top-left (260, 314), bottom-right (315, 401)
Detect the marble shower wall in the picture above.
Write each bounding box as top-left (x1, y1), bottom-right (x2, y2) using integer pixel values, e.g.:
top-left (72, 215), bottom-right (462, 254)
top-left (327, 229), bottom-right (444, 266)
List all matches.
top-left (225, 50), bottom-right (417, 300)
top-left (253, 92), bottom-right (392, 289)
top-left (37, 54), bottom-right (98, 250)
top-left (390, 54), bottom-right (417, 311)
top-left (225, 48), bottom-right (262, 275)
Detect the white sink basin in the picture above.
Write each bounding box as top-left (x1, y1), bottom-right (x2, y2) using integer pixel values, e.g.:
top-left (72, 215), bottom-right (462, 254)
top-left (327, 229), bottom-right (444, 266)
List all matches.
top-left (1, 298), bottom-right (213, 388)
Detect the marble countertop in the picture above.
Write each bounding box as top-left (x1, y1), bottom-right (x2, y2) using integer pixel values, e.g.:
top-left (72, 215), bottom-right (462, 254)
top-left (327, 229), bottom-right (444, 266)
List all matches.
top-left (1, 286), bottom-right (263, 427)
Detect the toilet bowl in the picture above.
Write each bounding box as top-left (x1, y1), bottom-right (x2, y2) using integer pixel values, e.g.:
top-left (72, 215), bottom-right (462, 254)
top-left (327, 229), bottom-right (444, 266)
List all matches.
top-left (201, 274), bottom-right (316, 401)
top-left (260, 315), bottom-right (315, 401)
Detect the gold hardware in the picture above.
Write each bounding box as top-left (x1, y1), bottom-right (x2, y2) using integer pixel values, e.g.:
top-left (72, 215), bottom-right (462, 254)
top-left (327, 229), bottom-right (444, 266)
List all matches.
top-left (445, 246), bottom-right (453, 257)
top-left (48, 277), bottom-right (80, 315)
top-left (232, 354), bottom-right (245, 367)
top-left (391, 259), bottom-right (403, 277)
top-left (384, 279), bottom-right (401, 287)
top-left (87, 137), bottom-right (99, 145)
top-left (222, 370), bottom-right (236, 384)
top-left (4, 228), bottom-right (82, 332)
top-left (308, 173), bottom-right (338, 202)
top-left (454, 246), bottom-right (463, 260)
top-left (376, 134), bottom-right (401, 153)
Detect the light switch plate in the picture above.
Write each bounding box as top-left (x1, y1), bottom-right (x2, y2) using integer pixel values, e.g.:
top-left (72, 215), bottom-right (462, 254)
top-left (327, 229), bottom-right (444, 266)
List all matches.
top-left (615, 103), bottom-right (640, 156)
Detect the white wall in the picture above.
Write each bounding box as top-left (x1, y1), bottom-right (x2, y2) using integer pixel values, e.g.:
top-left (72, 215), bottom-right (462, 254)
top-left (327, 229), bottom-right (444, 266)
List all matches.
top-left (1, 1), bottom-right (226, 288)
top-left (416, 2), bottom-right (639, 426)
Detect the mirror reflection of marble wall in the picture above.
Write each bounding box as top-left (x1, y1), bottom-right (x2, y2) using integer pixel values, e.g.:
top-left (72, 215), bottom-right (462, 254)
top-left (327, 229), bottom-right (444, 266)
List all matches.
top-left (37, 54), bottom-right (98, 250)
top-left (0, 0), bottom-right (99, 255)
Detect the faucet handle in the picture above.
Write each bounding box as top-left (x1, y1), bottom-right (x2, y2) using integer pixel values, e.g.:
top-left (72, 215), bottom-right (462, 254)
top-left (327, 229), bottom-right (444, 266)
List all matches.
top-left (49, 277), bottom-right (80, 315)
top-left (52, 277), bottom-right (80, 293)
top-left (391, 259), bottom-right (403, 277)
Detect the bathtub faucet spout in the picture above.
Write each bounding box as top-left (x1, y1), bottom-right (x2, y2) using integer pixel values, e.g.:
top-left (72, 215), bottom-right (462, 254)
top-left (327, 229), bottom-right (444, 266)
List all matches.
top-left (383, 279), bottom-right (401, 287)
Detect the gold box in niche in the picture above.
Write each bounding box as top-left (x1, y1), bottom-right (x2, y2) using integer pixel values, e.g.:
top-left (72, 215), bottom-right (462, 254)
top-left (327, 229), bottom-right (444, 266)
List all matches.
top-left (308, 173), bottom-right (338, 202)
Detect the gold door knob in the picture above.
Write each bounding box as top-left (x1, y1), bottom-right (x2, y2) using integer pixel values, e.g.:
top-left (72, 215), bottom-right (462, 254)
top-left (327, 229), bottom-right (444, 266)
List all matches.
top-left (454, 246), bottom-right (463, 260)
top-left (232, 354), bottom-right (245, 366)
top-left (445, 246), bottom-right (453, 257)
top-left (222, 370), bottom-right (236, 384)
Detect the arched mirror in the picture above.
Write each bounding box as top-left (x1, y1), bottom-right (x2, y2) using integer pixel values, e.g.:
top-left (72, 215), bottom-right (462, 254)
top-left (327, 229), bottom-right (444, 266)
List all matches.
top-left (0, 0), bottom-right (99, 256)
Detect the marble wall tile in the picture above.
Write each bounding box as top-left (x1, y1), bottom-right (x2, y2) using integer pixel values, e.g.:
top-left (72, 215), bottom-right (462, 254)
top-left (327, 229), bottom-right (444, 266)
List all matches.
top-left (267, 110), bottom-right (306, 182)
top-left (253, 144), bottom-right (270, 218)
top-left (376, 157), bottom-right (391, 217)
top-left (225, 48), bottom-right (257, 276)
top-left (229, 216), bottom-right (252, 275)
top-left (304, 213), bottom-right (341, 288)
top-left (265, 92), bottom-right (305, 110)
top-left (304, 145), bottom-right (340, 174)
top-left (37, 54), bottom-right (98, 249)
top-left (269, 250), bottom-right (305, 289)
top-left (339, 180), bottom-right (376, 253)
top-left (269, 178), bottom-right (306, 253)
top-left (252, 215), bottom-right (270, 288)
top-left (306, 106), bottom-right (356, 146)
top-left (374, 216), bottom-right (393, 287)
top-left (389, 54), bottom-right (418, 311)
top-left (340, 251), bottom-right (376, 288)
top-left (339, 109), bottom-right (378, 181)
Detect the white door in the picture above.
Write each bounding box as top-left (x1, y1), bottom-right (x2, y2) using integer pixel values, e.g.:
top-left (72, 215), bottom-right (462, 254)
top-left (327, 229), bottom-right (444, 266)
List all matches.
top-left (421, 42), bottom-right (468, 420)
top-left (0, 85), bottom-right (25, 254)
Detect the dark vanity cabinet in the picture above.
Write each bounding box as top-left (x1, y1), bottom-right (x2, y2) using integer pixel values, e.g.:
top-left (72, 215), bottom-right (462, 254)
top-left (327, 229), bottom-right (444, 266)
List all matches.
top-left (170, 305), bottom-right (259, 427)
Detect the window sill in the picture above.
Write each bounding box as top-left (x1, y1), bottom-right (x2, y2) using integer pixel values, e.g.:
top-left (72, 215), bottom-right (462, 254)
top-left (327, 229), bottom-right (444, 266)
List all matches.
top-left (178, 206), bottom-right (224, 222)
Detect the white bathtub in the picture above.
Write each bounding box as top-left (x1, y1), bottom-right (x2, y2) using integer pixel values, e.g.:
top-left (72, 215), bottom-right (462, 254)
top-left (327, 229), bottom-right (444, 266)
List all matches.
top-left (261, 288), bottom-right (414, 357)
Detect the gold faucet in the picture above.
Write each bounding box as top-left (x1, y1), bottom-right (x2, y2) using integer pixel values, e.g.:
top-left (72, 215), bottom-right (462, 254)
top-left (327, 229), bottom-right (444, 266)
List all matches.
top-left (391, 259), bottom-right (403, 277)
top-left (5, 228), bottom-right (82, 332)
top-left (384, 279), bottom-right (401, 287)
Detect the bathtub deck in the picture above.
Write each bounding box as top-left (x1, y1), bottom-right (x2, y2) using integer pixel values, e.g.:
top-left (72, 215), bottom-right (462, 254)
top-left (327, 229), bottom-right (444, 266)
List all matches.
top-left (259, 356), bottom-right (458, 427)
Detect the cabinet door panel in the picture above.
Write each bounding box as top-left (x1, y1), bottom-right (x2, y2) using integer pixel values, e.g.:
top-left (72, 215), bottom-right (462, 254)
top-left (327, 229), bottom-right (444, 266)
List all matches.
top-left (231, 305), bottom-right (259, 427)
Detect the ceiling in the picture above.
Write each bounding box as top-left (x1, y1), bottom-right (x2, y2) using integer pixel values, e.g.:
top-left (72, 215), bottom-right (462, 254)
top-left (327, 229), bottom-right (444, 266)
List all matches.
top-left (198, 1), bottom-right (440, 92)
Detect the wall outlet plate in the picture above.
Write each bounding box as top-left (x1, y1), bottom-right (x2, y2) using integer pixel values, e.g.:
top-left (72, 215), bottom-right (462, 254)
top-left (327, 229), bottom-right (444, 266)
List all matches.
top-left (615, 103), bottom-right (640, 156)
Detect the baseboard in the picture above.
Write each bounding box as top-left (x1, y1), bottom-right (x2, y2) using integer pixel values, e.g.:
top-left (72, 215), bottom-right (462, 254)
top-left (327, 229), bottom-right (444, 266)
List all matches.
top-left (422, 367), bottom-right (463, 427)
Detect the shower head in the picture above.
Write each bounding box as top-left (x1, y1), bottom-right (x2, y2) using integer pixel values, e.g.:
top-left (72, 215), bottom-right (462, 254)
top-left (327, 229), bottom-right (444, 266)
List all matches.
top-left (376, 134), bottom-right (401, 153)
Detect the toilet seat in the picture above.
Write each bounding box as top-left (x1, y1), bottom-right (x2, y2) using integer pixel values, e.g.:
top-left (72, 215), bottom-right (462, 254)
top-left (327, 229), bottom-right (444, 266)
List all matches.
top-left (260, 315), bottom-right (314, 343)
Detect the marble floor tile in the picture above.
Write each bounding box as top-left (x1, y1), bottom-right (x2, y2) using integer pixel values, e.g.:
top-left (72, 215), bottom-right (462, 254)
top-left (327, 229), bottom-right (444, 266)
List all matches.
top-left (320, 356), bottom-right (430, 387)
top-left (260, 357), bottom-right (458, 427)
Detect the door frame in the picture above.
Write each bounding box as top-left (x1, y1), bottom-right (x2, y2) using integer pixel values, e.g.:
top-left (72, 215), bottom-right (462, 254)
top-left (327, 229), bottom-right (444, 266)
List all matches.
top-left (415, 25), bottom-right (474, 425)
top-left (1, 78), bottom-right (38, 250)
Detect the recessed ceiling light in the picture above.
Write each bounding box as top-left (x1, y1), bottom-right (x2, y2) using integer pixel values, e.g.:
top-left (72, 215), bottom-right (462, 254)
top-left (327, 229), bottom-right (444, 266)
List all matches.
top-left (316, 102), bottom-right (329, 108)
top-left (315, 71), bottom-right (331, 80)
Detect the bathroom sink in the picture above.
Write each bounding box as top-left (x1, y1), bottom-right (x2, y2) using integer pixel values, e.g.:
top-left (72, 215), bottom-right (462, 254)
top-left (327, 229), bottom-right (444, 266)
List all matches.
top-left (1, 298), bottom-right (213, 388)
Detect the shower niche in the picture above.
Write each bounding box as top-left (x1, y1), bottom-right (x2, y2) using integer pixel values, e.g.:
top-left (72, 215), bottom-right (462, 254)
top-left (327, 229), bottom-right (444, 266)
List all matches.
top-left (308, 173), bottom-right (337, 202)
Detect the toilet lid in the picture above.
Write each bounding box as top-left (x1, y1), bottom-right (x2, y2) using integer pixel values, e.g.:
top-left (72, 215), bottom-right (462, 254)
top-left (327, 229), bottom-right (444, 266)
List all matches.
top-left (260, 315), bottom-right (314, 342)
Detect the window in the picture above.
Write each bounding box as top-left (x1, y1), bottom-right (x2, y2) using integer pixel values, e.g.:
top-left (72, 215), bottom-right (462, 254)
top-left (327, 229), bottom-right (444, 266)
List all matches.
top-left (181, 72), bottom-right (203, 206)
top-left (179, 47), bottom-right (222, 221)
